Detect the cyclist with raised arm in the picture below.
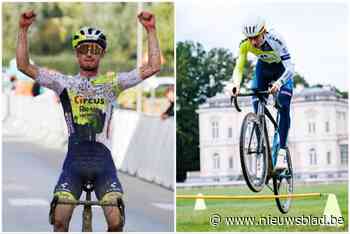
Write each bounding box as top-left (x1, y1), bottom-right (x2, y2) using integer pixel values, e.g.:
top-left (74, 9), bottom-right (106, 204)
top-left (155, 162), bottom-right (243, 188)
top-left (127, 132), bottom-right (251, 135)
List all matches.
top-left (230, 16), bottom-right (295, 172)
top-left (16, 10), bottom-right (161, 232)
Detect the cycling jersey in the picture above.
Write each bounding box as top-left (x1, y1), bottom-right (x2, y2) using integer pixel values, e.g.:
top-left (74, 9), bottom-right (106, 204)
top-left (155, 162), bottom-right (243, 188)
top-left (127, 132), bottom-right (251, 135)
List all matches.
top-left (232, 30), bottom-right (295, 86)
top-left (36, 68), bottom-right (142, 149)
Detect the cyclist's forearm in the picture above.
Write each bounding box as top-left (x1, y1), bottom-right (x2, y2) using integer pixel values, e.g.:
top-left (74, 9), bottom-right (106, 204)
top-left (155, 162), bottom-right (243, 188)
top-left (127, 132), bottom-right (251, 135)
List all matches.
top-left (232, 69), bottom-right (243, 87)
top-left (16, 28), bottom-right (38, 78)
top-left (139, 29), bottom-right (161, 79)
top-left (232, 55), bottom-right (246, 86)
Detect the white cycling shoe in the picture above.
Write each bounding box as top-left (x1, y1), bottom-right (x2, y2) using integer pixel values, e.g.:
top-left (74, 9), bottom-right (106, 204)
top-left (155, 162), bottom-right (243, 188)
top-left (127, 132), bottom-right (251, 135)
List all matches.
top-left (274, 148), bottom-right (288, 172)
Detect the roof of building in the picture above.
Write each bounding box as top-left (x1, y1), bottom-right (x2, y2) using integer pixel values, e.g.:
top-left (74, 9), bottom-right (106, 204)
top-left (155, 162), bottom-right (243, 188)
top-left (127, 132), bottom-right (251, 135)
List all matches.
top-left (199, 86), bottom-right (347, 109)
top-left (294, 86), bottom-right (340, 98)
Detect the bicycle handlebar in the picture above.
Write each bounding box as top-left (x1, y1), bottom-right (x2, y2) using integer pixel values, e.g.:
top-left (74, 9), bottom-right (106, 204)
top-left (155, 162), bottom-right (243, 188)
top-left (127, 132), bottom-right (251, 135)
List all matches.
top-left (231, 88), bottom-right (271, 112)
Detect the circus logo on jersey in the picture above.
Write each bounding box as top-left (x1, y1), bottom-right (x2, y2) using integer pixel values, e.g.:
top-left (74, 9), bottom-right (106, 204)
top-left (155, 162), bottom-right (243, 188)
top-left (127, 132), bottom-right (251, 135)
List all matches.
top-left (74, 96), bottom-right (105, 105)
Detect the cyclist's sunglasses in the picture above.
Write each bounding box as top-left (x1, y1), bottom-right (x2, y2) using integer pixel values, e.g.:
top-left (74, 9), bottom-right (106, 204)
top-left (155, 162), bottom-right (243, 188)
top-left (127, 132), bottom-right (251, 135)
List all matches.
top-left (76, 43), bottom-right (104, 55)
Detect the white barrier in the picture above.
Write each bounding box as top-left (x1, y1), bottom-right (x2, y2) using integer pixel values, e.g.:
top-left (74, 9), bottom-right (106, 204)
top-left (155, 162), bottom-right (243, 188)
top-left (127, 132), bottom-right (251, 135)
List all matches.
top-left (3, 94), bottom-right (67, 148)
top-left (111, 111), bottom-right (174, 188)
top-left (2, 94), bottom-right (174, 189)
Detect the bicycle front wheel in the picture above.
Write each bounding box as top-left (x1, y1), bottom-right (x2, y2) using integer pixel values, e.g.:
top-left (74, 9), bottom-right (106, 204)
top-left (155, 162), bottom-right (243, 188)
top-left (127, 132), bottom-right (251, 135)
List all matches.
top-left (240, 113), bottom-right (269, 192)
top-left (273, 147), bottom-right (293, 213)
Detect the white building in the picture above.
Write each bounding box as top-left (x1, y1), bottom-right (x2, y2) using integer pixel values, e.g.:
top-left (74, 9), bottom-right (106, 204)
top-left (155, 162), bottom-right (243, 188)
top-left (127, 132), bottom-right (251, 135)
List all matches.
top-left (190, 86), bottom-right (348, 183)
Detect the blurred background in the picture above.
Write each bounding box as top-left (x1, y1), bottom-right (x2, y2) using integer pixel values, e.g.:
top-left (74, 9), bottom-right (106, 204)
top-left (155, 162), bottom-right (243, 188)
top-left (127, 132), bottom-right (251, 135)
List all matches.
top-left (3, 2), bottom-right (174, 113)
top-left (2, 2), bottom-right (174, 232)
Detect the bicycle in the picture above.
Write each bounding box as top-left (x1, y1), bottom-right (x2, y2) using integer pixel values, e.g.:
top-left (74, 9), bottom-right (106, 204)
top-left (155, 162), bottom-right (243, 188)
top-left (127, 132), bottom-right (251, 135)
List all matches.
top-left (49, 181), bottom-right (125, 232)
top-left (231, 88), bottom-right (293, 213)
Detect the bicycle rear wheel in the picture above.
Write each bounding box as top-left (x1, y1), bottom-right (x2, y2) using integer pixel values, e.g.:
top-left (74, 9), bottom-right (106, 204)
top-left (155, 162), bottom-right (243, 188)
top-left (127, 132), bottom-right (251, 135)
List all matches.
top-left (273, 148), bottom-right (293, 213)
top-left (240, 113), bottom-right (268, 192)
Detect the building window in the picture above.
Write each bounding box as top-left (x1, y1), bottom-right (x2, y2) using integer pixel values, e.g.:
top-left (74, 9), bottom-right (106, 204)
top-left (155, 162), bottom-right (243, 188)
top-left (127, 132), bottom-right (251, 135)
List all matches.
top-left (309, 148), bottom-right (317, 165)
top-left (308, 122), bottom-right (316, 133)
top-left (336, 111), bottom-right (340, 120)
top-left (229, 156), bottom-right (233, 169)
top-left (327, 151), bottom-right (331, 165)
top-left (325, 121), bottom-right (330, 133)
top-left (228, 127), bottom-right (232, 138)
top-left (213, 153), bottom-right (220, 169)
top-left (211, 121), bottom-right (219, 139)
top-left (340, 144), bottom-right (348, 165)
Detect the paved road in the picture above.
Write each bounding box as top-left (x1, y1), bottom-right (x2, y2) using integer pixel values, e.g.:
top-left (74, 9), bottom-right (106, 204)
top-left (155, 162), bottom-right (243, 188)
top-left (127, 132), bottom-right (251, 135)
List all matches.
top-left (3, 135), bottom-right (174, 232)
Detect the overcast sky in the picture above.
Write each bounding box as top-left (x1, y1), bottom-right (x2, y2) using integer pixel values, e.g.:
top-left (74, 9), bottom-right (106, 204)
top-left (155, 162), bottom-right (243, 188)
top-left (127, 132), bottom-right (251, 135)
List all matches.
top-left (176, 0), bottom-right (348, 90)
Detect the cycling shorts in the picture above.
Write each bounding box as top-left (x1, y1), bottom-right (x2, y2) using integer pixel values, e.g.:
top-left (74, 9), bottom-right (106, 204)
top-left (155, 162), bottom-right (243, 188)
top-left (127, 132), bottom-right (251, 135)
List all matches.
top-left (54, 141), bottom-right (123, 200)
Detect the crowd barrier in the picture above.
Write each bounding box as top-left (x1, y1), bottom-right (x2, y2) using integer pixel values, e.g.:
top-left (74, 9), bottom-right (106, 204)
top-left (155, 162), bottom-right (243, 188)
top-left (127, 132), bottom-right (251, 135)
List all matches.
top-left (111, 109), bottom-right (174, 189)
top-left (2, 93), bottom-right (174, 189)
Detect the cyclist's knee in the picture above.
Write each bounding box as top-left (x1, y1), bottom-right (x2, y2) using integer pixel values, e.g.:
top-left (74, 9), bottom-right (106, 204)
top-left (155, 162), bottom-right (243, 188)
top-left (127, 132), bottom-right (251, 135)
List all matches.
top-left (52, 204), bottom-right (75, 231)
top-left (277, 90), bottom-right (292, 109)
top-left (102, 192), bottom-right (125, 232)
top-left (53, 216), bottom-right (69, 232)
top-left (107, 221), bottom-right (123, 232)
top-left (50, 192), bottom-right (76, 229)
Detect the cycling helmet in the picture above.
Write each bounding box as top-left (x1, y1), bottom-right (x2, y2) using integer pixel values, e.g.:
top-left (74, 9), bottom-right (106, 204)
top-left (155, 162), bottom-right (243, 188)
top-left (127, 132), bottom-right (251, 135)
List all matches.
top-left (242, 16), bottom-right (266, 38)
top-left (72, 27), bottom-right (107, 50)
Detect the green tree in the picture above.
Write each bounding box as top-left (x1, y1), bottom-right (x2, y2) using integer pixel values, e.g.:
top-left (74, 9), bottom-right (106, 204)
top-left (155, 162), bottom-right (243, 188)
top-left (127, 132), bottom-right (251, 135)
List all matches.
top-left (294, 73), bottom-right (309, 88)
top-left (176, 41), bottom-right (235, 182)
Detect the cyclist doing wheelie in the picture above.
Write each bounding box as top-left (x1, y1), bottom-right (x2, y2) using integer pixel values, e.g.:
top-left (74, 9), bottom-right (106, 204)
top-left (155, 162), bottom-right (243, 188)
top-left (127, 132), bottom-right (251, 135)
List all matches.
top-left (16, 10), bottom-right (161, 232)
top-left (230, 16), bottom-right (295, 172)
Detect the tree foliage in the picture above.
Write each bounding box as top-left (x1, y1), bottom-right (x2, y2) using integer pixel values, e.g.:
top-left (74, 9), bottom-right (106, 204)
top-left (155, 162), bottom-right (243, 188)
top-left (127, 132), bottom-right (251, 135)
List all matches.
top-left (176, 41), bottom-right (235, 182)
top-left (3, 2), bottom-right (174, 76)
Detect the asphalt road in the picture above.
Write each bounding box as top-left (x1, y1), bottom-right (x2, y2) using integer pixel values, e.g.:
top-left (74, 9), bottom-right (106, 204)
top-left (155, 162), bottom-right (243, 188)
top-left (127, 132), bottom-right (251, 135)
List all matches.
top-left (3, 134), bottom-right (174, 232)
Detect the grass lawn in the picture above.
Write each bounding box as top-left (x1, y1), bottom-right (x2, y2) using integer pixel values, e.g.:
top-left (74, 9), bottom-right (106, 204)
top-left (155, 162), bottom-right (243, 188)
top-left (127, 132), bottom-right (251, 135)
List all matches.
top-left (176, 183), bottom-right (348, 232)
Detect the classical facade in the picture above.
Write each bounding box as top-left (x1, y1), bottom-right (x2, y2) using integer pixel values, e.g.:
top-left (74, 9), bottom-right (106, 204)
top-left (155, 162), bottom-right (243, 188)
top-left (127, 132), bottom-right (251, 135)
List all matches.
top-left (190, 86), bottom-right (348, 183)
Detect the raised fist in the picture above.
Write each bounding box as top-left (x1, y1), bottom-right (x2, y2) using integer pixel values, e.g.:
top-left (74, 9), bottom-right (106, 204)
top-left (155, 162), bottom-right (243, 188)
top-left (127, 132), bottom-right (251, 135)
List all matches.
top-left (19, 10), bottom-right (36, 29)
top-left (138, 11), bottom-right (156, 32)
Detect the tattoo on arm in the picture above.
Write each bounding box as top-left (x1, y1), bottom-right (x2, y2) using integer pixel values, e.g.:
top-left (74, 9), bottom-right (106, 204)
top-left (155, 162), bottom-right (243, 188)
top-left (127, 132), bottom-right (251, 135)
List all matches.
top-left (139, 29), bottom-right (161, 79)
top-left (16, 28), bottom-right (38, 79)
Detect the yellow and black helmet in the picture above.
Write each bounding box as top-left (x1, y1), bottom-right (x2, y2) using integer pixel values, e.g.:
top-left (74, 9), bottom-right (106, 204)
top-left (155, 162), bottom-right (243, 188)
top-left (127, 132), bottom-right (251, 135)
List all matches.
top-left (72, 27), bottom-right (107, 50)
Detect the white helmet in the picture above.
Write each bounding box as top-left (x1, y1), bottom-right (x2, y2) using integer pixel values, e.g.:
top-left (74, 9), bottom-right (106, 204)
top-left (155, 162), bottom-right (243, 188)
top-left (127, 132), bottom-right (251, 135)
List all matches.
top-left (242, 16), bottom-right (266, 38)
